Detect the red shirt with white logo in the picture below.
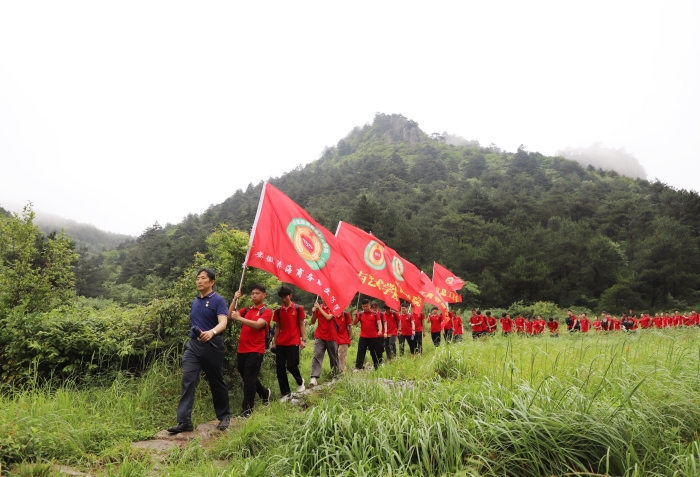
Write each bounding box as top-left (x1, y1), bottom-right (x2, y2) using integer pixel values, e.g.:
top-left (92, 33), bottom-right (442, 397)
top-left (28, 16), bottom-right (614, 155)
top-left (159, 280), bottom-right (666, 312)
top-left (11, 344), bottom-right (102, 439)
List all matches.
top-left (429, 314), bottom-right (443, 333)
top-left (399, 313), bottom-right (414, 337)
top-left (453, 316), bottom-right (463, 335)
top-left (383, 311), bottom-right (399, 336)
top-left (413, 312), bottom-right (425, 332)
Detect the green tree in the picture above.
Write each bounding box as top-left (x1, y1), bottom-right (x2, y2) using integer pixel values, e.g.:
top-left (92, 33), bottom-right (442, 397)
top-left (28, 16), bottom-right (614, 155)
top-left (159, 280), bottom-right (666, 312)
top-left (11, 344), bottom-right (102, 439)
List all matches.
top-left (0, 204), bottom-right (78, 315)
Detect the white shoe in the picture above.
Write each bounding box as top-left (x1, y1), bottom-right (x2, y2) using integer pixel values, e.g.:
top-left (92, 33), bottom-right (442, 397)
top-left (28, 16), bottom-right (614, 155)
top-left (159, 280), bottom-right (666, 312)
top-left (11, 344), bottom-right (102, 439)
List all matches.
top-left (309, 377), bottom-right (318, 386)
top-left (280, 394), bottom-right (291, 403)
top-left (297, 378), bottom-right (306, 393)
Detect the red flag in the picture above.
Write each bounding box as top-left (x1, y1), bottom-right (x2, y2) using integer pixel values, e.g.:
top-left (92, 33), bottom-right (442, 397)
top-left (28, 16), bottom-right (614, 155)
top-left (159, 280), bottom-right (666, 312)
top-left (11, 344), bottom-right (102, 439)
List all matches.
top-left (245, 183), bottom-right (360, 315)
top-left (335, 221), bottom-right (423, 311)
top-left (420, 271), bottom-right (449, 313)
top-left (432, 262), bottom-right (464, 303)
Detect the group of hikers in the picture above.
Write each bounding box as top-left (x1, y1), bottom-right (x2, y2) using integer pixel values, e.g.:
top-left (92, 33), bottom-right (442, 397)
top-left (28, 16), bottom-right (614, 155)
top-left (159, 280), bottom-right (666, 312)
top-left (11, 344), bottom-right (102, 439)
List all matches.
top-left (166, 268), bottom-right (699, 434)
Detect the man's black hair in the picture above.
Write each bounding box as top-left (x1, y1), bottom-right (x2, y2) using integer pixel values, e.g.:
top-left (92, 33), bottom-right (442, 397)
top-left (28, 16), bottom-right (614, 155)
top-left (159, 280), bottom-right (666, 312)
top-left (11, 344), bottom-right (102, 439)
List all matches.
top-left (277, 286), bottom-right (292, 297)
top-left (196, 267), bottom-right (216, 281)
top-left (361, 298), bottom-right (370, 305)
top-left (502, 312), bottom-right (507, 318)
top-left (485, 311), bottom-right (491, 316)
top-left (251, 283), bottom-right (266, 293)
top-left (476, 310), bottom-right (481, 314)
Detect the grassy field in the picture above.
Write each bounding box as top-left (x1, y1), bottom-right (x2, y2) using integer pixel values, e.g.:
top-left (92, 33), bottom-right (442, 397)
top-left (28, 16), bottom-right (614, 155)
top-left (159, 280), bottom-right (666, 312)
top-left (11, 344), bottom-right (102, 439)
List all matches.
top-left (4, 329), bottom-right (700, 476)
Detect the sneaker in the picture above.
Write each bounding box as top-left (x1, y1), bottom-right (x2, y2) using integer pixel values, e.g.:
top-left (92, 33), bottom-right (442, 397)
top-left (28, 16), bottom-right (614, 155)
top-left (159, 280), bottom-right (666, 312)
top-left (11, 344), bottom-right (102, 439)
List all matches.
top-left (216, 415), bottom-right (230, 431)
top-left (167, 422), bottom-right (194, 434)
top-left (280, 394), bottom-right (292, 403)
top-left (297, 378), bottom-right (306, 393)
top-left (239, 410), bottom-right (251, 418)
top-left (262, 388), bottom-right (272, 406)
top-left (309, 377), bottom-right (318, 387)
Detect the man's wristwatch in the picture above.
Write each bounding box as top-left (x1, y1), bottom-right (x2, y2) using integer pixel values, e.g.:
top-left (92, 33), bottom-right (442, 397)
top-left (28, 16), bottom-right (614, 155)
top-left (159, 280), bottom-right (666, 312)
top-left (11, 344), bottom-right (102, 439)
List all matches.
top-left (211, 329), bottom-right (217, 335)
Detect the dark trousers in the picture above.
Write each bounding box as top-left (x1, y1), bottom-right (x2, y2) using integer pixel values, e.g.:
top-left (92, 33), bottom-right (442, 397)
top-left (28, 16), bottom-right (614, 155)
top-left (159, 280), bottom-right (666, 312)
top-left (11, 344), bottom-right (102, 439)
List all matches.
top-left (176, 337), bottom-right (230, 424)
top-left (398, 335), bottom-right (417, 355)
top-left (415, 333), bottom-right (423, 354)
top-left (237, 352), bottom-right (267, 416)
top-left (453, 334), bottom-right (463, 342)
top-left (275, 345), bottom-right (302, 397)
top-left (355, 337), bottom-right (381, 370)
top-left (431, 331), bottom-right (441, 347)
top-left (384, 335), bottom-right (397, 360)
top-left (444, 329), bottom-right (453, 343)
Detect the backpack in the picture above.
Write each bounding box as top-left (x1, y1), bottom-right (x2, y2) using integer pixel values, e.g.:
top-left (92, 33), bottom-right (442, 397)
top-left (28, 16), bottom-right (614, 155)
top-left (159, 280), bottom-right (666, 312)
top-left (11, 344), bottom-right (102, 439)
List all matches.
top-left (240, 305), bottom-right (272, 349)
top-left (334, 311), bottom-right (349, 334)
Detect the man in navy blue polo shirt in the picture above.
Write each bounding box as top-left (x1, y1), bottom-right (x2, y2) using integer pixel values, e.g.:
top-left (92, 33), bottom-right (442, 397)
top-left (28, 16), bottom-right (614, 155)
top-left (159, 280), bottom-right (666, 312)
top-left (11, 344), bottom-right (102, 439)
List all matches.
top-left (167, 268), bottom-right (231, 434)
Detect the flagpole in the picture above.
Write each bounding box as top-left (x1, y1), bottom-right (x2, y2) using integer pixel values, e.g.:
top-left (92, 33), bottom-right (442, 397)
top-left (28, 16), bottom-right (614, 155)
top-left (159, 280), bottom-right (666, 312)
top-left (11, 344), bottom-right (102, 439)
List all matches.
top-left (233, 181), bottom-right (268, 310)
top-left (432, 261), bottom-right (435, 283)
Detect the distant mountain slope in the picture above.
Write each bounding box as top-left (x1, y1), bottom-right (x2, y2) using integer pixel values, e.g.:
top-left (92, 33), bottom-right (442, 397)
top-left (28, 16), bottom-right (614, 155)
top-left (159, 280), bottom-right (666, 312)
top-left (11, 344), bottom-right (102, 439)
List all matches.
top-left (82, 113), bottom-right (700, 312)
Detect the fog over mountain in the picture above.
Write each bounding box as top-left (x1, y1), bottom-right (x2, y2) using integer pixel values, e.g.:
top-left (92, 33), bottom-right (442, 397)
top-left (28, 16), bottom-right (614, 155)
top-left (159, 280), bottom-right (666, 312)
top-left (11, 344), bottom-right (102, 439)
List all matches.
top-left (557, 144), bottom-right (647, 181)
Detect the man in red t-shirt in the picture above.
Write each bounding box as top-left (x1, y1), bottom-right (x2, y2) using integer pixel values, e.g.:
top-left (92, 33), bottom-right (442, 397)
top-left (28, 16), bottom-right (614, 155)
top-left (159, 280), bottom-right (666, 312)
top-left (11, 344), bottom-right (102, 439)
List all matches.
top-left (534, 315), bottom-right (546, 335)
top-left (412, 309), bottom-right (425, 353)
top-left (639, 314), bottom-right (651, 329)
top-left (515, 314), bottom-right (525, 334)
top-left (429, 308), bottom-right (443, 347)
top-left (383, 304), bottom-right (400, 360)
top-left (592, 317), bottom-right (602, 331)
top-left (335, 308), bottom-right (353, 373)
top-left (579, 313), bottom-right (590, 333)
top-left (443, 311), bottom-right (454, 343)
top-left (270, 286), bottom-right (307, 402)
top-left (470, 309), bottom-right (484, 339)
top-left (352, 299), bottom-right (383, 370)
top-left (398, 303), bottom-right (417, 355)
top-left (547, 317), bottom-right (559, 336)
top-left (525, 317), bottom-right (534, 336)
top-left (485, 311), bottom-right (497, 336)
top-left (230, 284), bottom-right (274, 418)
top-left (309, 298), bottom-right (339, 385)
top-left (453, 314), bottom-right (463, 342)
top-left (500, 313), bottom-right (513, 336)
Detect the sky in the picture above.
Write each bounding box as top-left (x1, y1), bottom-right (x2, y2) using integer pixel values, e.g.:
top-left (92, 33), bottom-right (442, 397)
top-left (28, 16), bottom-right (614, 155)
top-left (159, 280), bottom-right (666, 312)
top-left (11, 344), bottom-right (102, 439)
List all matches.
top-left (1, 1), bottom-right (698, 236)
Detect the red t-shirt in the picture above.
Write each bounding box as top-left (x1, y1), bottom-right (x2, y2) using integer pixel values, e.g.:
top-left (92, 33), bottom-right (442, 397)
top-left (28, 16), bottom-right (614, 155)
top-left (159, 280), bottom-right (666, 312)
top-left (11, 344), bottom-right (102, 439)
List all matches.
top-left (399, 313), bottom-right (414, 337)
top-left (383, 311), bottom-right (399, 336)
top-left (534, 320), bottom-right (545, 334)
top-left (470, 314), bottom-right (484, 332)
top-left (443, 314), bottom-right (453, 330)
top-left (486, 316), bottom-right (497, 332)
top-left (358, 310), bottom-right (382, 338)
top-left (500, 317), bottom-right (513, 333)
top-left (612, 319), bottom-right (621, 331)
top-left (429, 314), bottom-right (443, 332)
top-left (653, 316), bottom-right (663, 328)
top-left (335, 311), bottom-right (352, 345)
top-left (515, 316), bottom-right (525, 332)
top-left (314, 306), bottom-right (338, 341)
top-left (593, 320), bottom-right (602, 331)
top-left (580, 318), bottom-right (590, 332)
top-left (453, 316), bottom-right (463, 335)
top-left (639, 316), bottom-right (651, 329)
top-left (525, 321), bottom-right (533, 335)
top-left (273, 302), bottom-right (306, 346)
top-left (547, 320), bottom-right (559, 333)
top-left (237, 305), bottom-right (273, 354)
top-left (413, 312), bottom-right (425, 332)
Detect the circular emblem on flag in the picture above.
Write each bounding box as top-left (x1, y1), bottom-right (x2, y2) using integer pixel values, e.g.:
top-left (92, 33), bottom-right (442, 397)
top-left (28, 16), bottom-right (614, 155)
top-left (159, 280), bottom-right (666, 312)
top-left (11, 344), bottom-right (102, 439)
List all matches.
top-left (445, 277), bottom-right (455, 286)
top-left (391, 257), bottom-right (405, 281)
top-left (364, 240), bottom-right (386, 271)
top-left (286, 218), bottom-right (330, 270)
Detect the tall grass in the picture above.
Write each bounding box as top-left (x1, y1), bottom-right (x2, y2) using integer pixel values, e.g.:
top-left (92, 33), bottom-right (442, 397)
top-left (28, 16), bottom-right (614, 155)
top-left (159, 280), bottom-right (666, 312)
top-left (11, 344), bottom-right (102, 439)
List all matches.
top-left (6, 330), bottom-right (700, 476)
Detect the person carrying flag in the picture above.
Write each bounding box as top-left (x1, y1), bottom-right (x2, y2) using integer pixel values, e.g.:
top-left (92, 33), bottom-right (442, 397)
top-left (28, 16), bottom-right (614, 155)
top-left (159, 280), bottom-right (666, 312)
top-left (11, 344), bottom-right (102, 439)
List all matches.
top-left (398, 303), bottom-right (417, 355)
top-left (353, 299), bottom-right (383, 370)
top-left (429, 307), bottom-right (443, 347)
top-left (413, 308), bottom-right (425, 353)
top-left (382, 304), bottom-right (400, 360)
top-left (229, 284), bottom-right (273, 418)
top-left (335, 307), bottom-right (353, 373)
top-left (309, 298), bottom-right (340, 385)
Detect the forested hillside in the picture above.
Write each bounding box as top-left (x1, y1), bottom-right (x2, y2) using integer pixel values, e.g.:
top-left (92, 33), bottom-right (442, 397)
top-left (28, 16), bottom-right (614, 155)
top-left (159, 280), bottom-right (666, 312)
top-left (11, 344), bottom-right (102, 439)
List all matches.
top-left (78, 113), bottom-right (700, 312)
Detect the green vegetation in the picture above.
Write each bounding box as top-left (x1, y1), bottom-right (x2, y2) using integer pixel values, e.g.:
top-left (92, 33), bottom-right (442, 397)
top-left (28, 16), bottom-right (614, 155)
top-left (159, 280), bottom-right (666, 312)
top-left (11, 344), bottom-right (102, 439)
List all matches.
top-left (65, 113), bottom-right (700, 313)
top-left (4, 331), bottom-right (700, 476)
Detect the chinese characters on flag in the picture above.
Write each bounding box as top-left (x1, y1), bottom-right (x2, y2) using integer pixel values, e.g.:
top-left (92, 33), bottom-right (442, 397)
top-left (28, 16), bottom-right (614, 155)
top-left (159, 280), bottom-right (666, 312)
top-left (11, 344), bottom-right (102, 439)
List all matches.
top-left (335, 221), bottom-right (424, 311)
top-left (432, 261), bottom-right (464, 303)
top-left (244, 183), bottom-right (360, 315)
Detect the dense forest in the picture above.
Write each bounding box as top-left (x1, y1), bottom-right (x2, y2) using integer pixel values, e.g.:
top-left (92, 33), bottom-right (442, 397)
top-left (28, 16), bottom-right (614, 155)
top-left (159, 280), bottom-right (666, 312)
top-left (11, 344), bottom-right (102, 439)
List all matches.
top-left (67, 113), bottom-right (700, 313)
